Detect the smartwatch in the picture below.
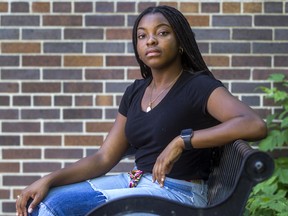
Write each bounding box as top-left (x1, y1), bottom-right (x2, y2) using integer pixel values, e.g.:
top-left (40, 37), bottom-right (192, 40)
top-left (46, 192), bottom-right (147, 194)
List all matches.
top-left (180, 129), bottom-right (194, 150)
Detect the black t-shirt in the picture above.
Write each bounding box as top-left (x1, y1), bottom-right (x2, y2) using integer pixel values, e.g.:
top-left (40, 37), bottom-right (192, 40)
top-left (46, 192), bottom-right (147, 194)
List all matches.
top-left (119, 70), bottom-right (224, 180)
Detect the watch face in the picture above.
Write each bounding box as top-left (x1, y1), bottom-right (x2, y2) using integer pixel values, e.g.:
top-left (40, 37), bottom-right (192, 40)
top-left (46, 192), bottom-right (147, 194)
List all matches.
top-left (181, 129), bottom-right (193, 150)
top-left (182, 129), bottom-right (192, 136)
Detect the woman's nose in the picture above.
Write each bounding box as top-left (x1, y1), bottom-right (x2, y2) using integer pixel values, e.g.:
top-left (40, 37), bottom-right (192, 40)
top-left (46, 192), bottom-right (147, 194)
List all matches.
top-left (146, 35), bottom-right (157, 46)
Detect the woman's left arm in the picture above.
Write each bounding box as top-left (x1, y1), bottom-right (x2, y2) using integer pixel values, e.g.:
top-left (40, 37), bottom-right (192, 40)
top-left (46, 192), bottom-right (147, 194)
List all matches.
top-left (191, 86), bottom-right (267, 148)
top-left (152, 86), bottom-right (267, 185)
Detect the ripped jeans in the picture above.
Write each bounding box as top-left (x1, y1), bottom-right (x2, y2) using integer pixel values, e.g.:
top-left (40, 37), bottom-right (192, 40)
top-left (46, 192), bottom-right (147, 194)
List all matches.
top-left (29, 173), bottom-right (208, 216)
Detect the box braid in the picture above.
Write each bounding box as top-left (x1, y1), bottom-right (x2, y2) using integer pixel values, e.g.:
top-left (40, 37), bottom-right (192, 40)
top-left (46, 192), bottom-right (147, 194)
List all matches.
top-left (132, 5), bottom-right (211, 79)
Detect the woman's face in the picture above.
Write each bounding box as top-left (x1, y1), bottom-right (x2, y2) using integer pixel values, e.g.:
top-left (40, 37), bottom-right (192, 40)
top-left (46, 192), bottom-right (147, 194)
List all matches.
top-left (136, 13), bottom-right (181, 70)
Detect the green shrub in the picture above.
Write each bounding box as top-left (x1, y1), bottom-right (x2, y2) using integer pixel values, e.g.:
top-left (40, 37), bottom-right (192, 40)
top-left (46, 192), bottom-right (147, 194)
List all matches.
top-left (245, 74), bottom-right (288, 216)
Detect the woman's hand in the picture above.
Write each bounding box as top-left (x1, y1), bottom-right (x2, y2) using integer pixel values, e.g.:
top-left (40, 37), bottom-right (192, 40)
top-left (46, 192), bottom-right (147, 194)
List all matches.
top-left (16, 177), bottom-right (50, 216)
top-left (152, 136), bottom-right (184, 187)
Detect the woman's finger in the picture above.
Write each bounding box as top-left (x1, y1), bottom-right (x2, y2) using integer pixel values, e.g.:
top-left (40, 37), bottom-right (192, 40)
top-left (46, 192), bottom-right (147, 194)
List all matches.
top-left (16, 194), bottom-right (27, 216)
top-left (27, 193), bottom-right (42, 214)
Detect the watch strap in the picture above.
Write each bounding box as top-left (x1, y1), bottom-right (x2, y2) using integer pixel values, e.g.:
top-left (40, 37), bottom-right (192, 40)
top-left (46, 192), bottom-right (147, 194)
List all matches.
top-left (181, 129), bottom-right (194, 150)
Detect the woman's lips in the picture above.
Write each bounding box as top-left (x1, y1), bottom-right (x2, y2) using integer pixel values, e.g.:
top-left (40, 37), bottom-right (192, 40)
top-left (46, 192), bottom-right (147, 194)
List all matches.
top-left (145, 49), bottom-right (161, 57)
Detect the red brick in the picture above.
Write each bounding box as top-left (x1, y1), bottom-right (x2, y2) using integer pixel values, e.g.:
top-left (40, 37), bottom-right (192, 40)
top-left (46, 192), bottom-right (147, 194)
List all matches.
top-left (2, 122), bottom-right (41, 133)
top-left (203, 55), bottom-right (230, 67)
top-left (106, 28), bottom-right (132, 40)
top-left (64, 82), bottom-right (102, 93)
top-left (21, 109), bottom-right (60, 119)
top-left (96, 95), bottom-right (113, 106)
top-left (202, 3), bottom-right (220, 13)
top-left (186, 15), bottom-right (210, 26)
top-left (232, 56), bottom-right (271, 67)
top-left (75, 2), bottom-right (93, 12)
top-left (158, 2), bottom-right (177, 8)
top-left (0, 109), bottom-right (18, 119)
top-left (44, 122), bottom-right (83, 133)
top-left (275, 56), bottom-right (288, 67)
top-left (0, 96), bottom-right (10, 106)
top-left (244, 3), bottom-right (262, 13)
top-left (2, 149), bottom-right (41, 159)
top-left (117, 2), bottom-right (136, 12)
top-left (22, 82), bottom-right (61, 93)
top-left (0, 82), bottom-right (19, 93)
top-left (0, 136), bottom-right (20, 146)
top-left (86, 15), bottom-right (124, 26)
top-left (63, 108), bottom-right (102, 119)
top-left (127, 69), bottom-right (142, 80)
top-left (1, 15), bottom-right (40, 26)
top-left (34, 96), bottom-right (52, 106)
top-left (85, 69), bottom-right (124, 80)
top-left (0, 162), bottom-right (20, 172)
top-left (64, 28), bottom-right (103, 40)
top-left (23, 162), bottom-right (61, 172)
top-left (13, 96), bottom-right (31, 106)
top-left (11, 2), bottom-right (29, 13)
top-left (0, 189), bottom-right (10, 199)
top-left (64, 56), bottom-right (103, 67)
top-left (253, 69), bottom-right (288, 80)
top-left (3, 201), bottom-right (17, 213)
top-left (223, 3), bottom-right (241, 13)
top-left (3, 175), bottom-right (40, 186)
top-left (65, 135), bottom-right (103, 146)
top-left (138, 2), bottom-right (156, 12)
top-left (55, 95), bottom-right (72, 106)
top-left (45, 148), bottom-right (83, 159)
top-left (75, 96), bottom-right (93, 106)
top-left (32, 2), bottom-right (50, 13)
top-left (2, 42), bottom-right (41, 53)
top-left (106, 56), bottom-right (138, 67)
top-left (86, 122), bottom-right (113, 133)
top-left (53, 2), bottom-right (71, 13)
top-left (211, 69), bottom-right (250, 80)
top-left (0, 56), bottom-right (19, 66)
top-left (23, 135), bottom-right (61, 146)
top-left (180, 3), bottom-right (199, 13)
top-left (23, 56), bottom-right (61, 67)
top-left (96, 2), bottom-right (114, 12)
top-left (0, 2), bottom-right (8, 12)
top-left (2, 69), bottom-right (40, 80)
top-left (43, 15), bottom-right (82, 26)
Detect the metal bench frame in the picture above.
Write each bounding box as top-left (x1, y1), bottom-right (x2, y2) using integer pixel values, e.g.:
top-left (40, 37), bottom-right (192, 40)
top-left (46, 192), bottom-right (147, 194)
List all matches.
top-left (86, 140), bottom-right (274, 216)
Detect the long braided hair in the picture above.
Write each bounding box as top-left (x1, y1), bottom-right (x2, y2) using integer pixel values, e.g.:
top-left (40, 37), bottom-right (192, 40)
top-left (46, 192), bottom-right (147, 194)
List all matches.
top-left (132, 5), bottom-right (210, 79)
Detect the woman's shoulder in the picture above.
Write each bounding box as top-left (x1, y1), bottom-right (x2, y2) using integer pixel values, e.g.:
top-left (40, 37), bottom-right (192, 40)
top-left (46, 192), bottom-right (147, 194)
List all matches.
top-left (184, 69), bottom-right (221, 84)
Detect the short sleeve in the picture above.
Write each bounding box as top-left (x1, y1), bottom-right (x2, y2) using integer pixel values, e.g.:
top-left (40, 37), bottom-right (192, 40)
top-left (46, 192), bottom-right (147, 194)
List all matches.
top-left (118, 84), bottom-right (133, 117)
top-left (199, 75), bottom-right (224, 114)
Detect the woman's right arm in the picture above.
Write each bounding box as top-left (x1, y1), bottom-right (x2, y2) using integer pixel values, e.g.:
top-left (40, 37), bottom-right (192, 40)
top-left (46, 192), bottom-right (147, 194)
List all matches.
top-left (16, 113), bottom-right (129, 216)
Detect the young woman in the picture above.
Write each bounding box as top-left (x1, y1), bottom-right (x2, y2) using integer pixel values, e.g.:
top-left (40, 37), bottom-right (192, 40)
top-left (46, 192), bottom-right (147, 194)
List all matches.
top-left (16, 5), bottom-right (267, 216)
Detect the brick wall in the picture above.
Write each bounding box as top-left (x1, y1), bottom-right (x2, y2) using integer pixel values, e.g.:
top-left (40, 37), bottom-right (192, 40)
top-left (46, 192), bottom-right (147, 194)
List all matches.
top-left (0, 0), bottom-right (287, 215)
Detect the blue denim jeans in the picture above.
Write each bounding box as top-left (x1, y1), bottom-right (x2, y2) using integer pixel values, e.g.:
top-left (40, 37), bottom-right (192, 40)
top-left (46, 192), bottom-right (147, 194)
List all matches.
top-left (29, 173), bottom-right (207, 216)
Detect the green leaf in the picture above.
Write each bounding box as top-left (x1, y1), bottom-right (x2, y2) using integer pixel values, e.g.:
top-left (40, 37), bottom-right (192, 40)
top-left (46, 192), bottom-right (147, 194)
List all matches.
top-left (282, 129), bottom-right (288, 143)
top-left (266, 114), bottom-right (277, 126)
top-left (269, 73), bottom-right (286, 82)
top-left (274, 91), bottom-right (288, 102)
top-left (279, 110), bottom-right (288, 120)
top-left (278, 169), bottom-right (288, 184)
top-left (259, 136), bottom-right (275, 151)
top-left (280, 116), bottom-right (288, 129)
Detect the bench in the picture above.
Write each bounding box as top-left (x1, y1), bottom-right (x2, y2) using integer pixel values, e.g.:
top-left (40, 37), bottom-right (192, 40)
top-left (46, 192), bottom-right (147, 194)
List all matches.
top-left (86, 140), bottom-right (274, 216)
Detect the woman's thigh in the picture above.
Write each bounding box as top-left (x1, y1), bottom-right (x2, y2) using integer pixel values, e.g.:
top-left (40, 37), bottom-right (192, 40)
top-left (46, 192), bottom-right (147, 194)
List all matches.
top-left (29, 173), bottom-right (207, 216)
top-left (91, 174), bottom-right (207, 207)
top-left (30, 174), bottom-right (129, 216)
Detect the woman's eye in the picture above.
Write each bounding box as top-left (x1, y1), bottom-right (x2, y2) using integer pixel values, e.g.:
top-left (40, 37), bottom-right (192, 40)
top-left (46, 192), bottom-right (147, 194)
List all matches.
top-left (137, 34), bottom-right (145, 39)
top-left (159, 31), bottom-right (169, 36)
